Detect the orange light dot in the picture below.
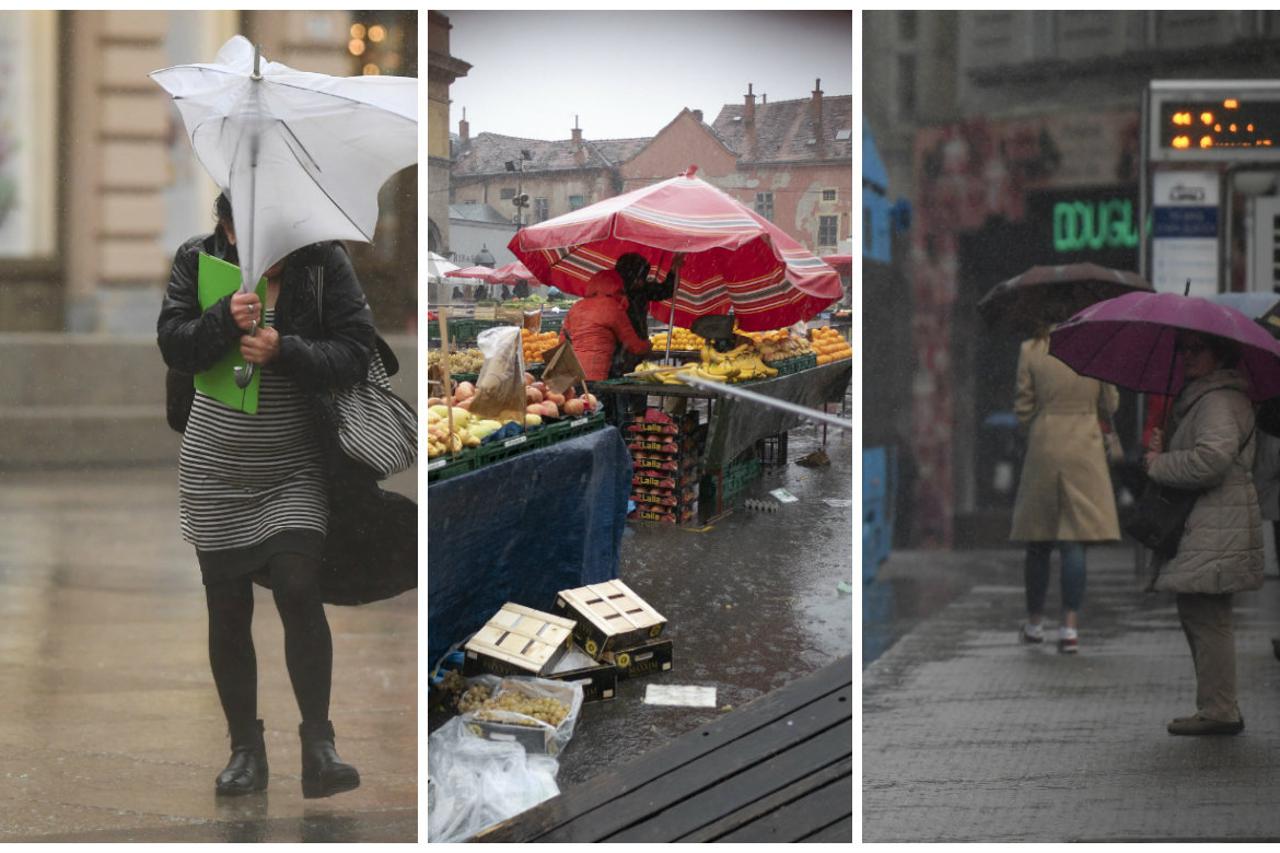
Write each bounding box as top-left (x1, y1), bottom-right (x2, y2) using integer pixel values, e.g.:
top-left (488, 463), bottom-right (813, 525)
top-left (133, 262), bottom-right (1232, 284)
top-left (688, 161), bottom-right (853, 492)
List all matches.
top-left (1224, 99), bottom-right (1239, 109)
top-left (348, 38), bottom-right (366, 56)
top-left (350, 23), bottom-right (366, 39)
top-left (1173, 112), bottom-right (1192, 126)
top-left (1172, 135), bottom-right (1191, 149)
top-left (1202, 112), bottom-right (1215, 125)
top-left (362, 63), bottom-right (380, 75)
top-left (369, 25), bottom-right (386, 42)
top-left (1248, 123), bottom-right (1255, 132)
top-left (1215, 124), bottom-right (1222, 132)
top-left (1230, 123), bottom-right (1237, 132)
top-left (1200, 135), bottom-right (1214, 148)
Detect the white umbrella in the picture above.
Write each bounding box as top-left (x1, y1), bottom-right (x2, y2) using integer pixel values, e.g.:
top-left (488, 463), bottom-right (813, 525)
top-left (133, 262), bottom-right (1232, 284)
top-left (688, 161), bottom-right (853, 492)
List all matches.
top-left (151, 35), bottom-right (418, 384)
top-left (427, 251), bottom-right (460, 283)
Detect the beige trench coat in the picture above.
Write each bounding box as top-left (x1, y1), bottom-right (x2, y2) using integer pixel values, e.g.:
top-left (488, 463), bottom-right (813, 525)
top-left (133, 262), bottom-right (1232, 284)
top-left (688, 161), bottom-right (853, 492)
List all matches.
top-left (1148, 369), bottom-right (1263, 595)
top-left (1009, 336), bottom-right (1121, 543)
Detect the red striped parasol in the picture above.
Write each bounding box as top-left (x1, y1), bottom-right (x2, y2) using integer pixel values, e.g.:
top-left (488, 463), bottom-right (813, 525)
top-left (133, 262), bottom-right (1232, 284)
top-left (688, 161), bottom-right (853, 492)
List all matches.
top-left (444, 265), bottom-right (497, 282)
top-left (507, 166), bottom-right (842, 331)
top-left (487, 261), bottom-right (539, 285)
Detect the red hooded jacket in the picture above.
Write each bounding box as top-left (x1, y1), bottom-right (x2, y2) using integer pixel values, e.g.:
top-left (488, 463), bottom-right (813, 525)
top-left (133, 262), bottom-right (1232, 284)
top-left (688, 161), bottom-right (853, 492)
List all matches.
top-left (562, 269), bottom-right (652, 381)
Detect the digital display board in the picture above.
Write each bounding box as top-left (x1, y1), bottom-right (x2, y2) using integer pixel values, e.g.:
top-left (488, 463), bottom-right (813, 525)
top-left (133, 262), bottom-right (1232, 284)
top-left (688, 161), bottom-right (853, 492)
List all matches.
top-left (1149, 83), bottom-right (1280, 161)
top-left (1158, 99), bottom-right (1280, 151)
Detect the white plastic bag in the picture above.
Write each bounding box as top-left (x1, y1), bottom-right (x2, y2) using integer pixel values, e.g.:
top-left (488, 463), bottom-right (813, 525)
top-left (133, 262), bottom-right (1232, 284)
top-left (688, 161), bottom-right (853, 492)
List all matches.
top-left (459, 675), bottom-right (584, 756)
top-left (427, 717), bottom-right (560, 842)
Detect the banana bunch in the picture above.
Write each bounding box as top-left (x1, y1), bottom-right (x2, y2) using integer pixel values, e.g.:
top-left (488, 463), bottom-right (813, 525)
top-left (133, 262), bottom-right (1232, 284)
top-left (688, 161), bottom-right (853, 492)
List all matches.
top-left (697, 342), bottom-right (778, 383)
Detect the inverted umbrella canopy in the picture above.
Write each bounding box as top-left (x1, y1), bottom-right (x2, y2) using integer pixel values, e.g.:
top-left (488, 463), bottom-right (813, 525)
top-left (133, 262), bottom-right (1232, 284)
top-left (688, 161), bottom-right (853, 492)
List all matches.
top-left (150, 35), bottom-right (418, 296)
top-left (508, 166), bottom-right (842, 331)
top-left (427, 251), bottom-right (460, 283)
top-left (979, 263), bottom-right (1153, 336)
top-left (1049, 290), bottom-right (1280, 400)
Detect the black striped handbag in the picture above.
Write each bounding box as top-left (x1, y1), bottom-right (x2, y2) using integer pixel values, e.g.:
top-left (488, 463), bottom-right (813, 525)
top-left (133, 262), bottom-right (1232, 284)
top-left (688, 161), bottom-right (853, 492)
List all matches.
top-left (328, 336), bottom-right (417, 478)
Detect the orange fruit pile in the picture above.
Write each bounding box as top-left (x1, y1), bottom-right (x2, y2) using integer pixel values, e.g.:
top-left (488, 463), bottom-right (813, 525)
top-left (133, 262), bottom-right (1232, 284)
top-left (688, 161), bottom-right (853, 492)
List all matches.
top-left (521, 328), bottom-right (560, 364)
top-left (810, 326), bottom-right (852, 365)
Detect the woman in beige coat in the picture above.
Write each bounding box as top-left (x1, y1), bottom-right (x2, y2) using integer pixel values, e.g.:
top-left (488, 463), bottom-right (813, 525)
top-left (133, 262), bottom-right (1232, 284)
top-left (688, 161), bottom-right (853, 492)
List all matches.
top-left (1010, 330), bottom-right (1121, 653)
top-left (1144, 331), bottom-right (1262, 736)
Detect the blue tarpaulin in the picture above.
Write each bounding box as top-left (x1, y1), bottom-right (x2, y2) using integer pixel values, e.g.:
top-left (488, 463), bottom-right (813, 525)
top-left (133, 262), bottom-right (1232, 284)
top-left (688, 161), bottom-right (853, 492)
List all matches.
top-left (427, 426), bottom-right (633, 669)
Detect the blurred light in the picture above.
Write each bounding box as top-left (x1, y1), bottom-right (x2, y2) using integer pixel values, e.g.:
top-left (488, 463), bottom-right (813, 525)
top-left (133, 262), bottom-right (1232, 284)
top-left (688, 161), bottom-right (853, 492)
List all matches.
top-left (348, 38), bottom-right (366, 56)
top-left (1215, 124), bottom-right (1222, 132)
top-left (1172, 135), bottom-right (1191, 149)
top-left (1200, 135), bottom-right (1214, 149)
top-left (1201, 112), bottom-right (1214, 125)
top-left (369, 25), bottom-right (386, 43)
top-left (1172, 112), bottom-right (1192, 126)
top-left (1224, 98), bottom-right (1239, 109)
top-left (1230, 123), bottom-right (1237, 132)
top-left (363, 63), bottom-right (380, 75)
top-left (385, 51), bottom-right (401, 69)
top-left (1249, 123), bottom-right (1256, 132)
top-left (351, 23), bottom-right (366, 39)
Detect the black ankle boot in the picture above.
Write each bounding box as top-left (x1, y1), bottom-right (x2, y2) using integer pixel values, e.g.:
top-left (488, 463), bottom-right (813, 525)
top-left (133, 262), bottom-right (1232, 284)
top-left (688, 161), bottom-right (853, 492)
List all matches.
top-left (216, 719), bottom-right (268, 796)
top-left (299, 720), bottom-right (360, 799)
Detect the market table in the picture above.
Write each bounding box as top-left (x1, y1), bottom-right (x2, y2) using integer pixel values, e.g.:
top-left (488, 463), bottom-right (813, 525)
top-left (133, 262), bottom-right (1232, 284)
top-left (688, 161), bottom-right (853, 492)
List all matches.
top-left (476, 655), bottom-right (853, 842)
top-left (426, 426), bottom-right (633, 668)
top-left (599, 361), bottom-right (852, 514)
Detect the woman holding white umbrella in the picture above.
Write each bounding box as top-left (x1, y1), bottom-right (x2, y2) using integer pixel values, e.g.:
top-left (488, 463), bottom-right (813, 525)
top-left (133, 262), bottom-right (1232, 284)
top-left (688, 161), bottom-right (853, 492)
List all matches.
top-left (159, 193), bottom-right (374, 798)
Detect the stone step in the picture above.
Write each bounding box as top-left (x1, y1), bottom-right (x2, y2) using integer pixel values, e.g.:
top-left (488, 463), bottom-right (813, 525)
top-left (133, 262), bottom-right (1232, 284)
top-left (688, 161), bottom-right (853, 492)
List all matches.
top-left (0, 405), bottom-right (180, 469)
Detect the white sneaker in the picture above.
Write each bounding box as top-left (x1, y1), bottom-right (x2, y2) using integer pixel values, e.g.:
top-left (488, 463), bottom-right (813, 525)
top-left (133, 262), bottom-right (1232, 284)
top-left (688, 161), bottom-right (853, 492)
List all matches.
top-left (1020, 622), bottom-right (1045, 644)
top-left (1058, 626), bottom-right (1079, 654)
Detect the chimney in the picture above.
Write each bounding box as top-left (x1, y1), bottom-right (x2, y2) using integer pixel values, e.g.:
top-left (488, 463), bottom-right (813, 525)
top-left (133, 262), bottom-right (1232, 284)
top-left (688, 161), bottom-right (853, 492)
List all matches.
top-left (743, 83), bottom-right (756, 126)
top-left (810, 78), bottom-right (824, 142)
top-left (571, 114), bottom-right (582, 146)
top-left (691, 109), bottom-right (703, 124)
top-left (459, 106), bottom-right (469, 146)
top-left (572, 114), bottom-right (586, 165)
top-left (762, 93), bottom-right (767, 105)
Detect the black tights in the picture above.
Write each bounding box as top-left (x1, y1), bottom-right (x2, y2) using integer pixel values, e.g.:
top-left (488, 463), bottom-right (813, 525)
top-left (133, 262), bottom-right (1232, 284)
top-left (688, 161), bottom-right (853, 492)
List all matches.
top-left (205, 552), bottom-right (332, 728)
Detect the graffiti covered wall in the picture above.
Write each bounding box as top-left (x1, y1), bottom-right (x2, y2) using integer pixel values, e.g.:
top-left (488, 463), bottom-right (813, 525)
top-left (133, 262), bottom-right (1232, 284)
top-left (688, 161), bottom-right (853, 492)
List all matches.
top-left (909, 109), bottom-right (1140, 546)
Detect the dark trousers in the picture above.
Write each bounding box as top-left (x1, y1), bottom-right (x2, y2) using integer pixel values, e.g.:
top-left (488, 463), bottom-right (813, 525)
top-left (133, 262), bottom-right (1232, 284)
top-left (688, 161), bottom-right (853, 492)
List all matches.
top-left (1024, 541), bottom-right (1086, 616)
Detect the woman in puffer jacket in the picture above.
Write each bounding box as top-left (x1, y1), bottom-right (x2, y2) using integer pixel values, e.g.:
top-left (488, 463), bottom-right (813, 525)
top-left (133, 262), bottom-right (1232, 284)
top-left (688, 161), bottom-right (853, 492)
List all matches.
top-left (1144, 330), bottom-right (1263, 736)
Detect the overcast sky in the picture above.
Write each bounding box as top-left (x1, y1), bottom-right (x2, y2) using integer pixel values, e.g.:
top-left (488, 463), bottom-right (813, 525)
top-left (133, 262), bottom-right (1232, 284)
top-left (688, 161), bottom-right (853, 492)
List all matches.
top-left (442, 10), bottom-right (853, 141)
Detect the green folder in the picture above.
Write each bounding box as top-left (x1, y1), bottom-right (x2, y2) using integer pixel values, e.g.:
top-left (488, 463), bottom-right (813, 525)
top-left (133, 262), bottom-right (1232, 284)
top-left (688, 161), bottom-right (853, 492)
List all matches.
top-left (196, 253), bottom-right (268, 414)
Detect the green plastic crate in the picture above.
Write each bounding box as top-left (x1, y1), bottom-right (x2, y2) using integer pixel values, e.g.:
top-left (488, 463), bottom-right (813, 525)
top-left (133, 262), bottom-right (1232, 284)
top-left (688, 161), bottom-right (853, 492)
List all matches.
top-left (426, 449), bottom-right (478, 484)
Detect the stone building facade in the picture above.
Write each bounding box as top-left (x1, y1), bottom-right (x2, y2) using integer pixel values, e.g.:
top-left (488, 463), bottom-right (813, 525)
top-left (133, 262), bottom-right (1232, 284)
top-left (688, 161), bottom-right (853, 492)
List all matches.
top-left (427, 10), bottom-right (469, 258)
top-left (1, 9), bottom-right (417, 334)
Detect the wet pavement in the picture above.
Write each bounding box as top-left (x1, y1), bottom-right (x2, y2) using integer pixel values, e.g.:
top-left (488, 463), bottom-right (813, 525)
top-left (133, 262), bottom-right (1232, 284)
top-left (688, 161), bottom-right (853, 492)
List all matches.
top-left (555, 420), bottom-right (854, 788)
top-left (864, 544), bottom-right (1280, 842)
top-left (0, 465), bottom-right (417, 842)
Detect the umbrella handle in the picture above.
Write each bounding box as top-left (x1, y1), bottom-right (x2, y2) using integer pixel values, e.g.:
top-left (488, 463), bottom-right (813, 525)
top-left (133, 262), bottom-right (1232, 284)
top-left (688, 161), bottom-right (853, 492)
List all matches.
top-left (234, 320), bottom-right (258, 389)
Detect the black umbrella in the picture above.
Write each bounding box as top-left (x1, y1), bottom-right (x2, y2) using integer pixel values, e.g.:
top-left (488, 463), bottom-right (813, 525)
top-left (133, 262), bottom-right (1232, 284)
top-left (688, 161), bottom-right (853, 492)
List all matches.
top-left (978, 263), bottom-right (1153, 336)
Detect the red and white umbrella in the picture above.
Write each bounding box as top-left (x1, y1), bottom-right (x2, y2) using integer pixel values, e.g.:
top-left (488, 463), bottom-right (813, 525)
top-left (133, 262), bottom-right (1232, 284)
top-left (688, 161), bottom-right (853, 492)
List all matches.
top-left (821, 254), bottom-right (853, 272)
top-left (488, 261), bottom-right (539, 285)
top-left (444, 265), bottom-right (496, 282)
top-left (508, 166), bottom-right (842, 331)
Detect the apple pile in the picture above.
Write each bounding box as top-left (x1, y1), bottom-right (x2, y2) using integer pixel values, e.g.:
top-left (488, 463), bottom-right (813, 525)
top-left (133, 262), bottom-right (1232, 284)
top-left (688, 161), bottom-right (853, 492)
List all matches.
top-left (523, 371), bottom-right (598, 420)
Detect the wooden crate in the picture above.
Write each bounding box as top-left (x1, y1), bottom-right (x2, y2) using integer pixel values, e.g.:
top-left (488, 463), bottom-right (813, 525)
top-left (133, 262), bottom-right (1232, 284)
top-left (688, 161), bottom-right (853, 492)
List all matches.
top-left (554, 580), bottom-right (667, 659)
top-left (462, 603), bottom-right (577, 676)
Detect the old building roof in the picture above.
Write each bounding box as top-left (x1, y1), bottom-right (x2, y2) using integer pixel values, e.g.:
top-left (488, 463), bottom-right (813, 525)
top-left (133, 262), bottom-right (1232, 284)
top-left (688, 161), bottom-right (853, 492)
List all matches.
top-left (449, 202), bottom-right (514, 225)
top-left (712, 94), bottom-right (853, 164)
top-left (452, 131), bottom-right (650, 177)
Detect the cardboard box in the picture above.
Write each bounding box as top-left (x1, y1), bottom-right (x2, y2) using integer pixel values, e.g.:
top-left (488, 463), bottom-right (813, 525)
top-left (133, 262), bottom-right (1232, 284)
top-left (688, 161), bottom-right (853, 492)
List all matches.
top-left (554, 579), bottom-right (667, 660)
top-left (602, 637), bottom-right (674, 679)
top-left (461, 677), bottom-right (580, 755)
top-left (462, 603), bottom-right (576, 677)
top-left (544, 645), bottom-right (617, 702)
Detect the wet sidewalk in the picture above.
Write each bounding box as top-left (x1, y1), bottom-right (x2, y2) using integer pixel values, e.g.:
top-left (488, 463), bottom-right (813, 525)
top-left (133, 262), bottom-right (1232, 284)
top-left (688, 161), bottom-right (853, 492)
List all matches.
top-left (0, 466), bottom-right (417, 842)
top-left (863, 545), bottom-right (1280, 842)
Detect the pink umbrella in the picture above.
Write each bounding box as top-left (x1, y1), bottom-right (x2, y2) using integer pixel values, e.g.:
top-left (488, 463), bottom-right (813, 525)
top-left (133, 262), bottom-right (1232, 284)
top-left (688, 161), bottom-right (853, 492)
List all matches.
top-left (820, 254), bottom-right (852, 272)
top-left (445, 265), bottom-right (497, 282)
top-left (488, 261), bottom-right (539, 285)
top-left (1049, 291), bottom-right (1280, 401)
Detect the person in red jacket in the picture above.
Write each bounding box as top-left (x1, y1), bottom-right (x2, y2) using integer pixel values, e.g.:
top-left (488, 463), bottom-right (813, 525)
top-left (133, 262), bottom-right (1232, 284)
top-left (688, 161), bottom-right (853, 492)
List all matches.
top-left (562, 268), bottom-right (653, 381)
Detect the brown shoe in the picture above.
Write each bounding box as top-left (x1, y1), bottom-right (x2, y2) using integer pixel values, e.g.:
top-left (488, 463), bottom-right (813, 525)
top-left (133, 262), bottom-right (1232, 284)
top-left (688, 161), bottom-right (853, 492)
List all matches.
top-left (1166, 713), bottom-right (1244, 736)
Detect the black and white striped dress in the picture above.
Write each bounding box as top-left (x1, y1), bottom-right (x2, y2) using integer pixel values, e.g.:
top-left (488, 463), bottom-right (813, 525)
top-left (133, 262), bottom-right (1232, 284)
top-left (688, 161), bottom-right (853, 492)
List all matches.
top-left (179, 309), bottom-right (329, 584)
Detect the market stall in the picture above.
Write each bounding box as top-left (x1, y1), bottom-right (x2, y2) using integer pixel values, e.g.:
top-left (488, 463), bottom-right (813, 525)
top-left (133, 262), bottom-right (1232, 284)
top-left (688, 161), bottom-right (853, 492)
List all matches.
top-left (427, 425), bottom-right (632, 668)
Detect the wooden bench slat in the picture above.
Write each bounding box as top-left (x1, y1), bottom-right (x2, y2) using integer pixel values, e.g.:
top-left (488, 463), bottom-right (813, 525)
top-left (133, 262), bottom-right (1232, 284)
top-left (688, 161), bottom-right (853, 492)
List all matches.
top-left (801, 814), bottom-right (854, 843)
top-left (609, 722), bottom-right (852, 842)
top-left (715, 773), bottom-right (853, 842)
top-left (675, 756), bottom-right (853, 843)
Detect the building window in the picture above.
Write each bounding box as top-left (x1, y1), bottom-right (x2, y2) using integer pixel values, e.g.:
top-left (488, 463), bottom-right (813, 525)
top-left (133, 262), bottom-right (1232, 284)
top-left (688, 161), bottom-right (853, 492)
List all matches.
top-left (899, 10), bottom-right (918, 41)
top-left (535, 197), bottom-right (549, 222)
top-left (500, 187), bottom-right (516, 200)
top-left (822, 188), bottom-right (838, 202)
top-left (755, 192), bottom-right (774, 221)
top-left (898, 54), bottom-right (916, 119)
top-left (819, 215), bottom-right (839, 247)
top-left (569, 194), bottom-right (585, 211)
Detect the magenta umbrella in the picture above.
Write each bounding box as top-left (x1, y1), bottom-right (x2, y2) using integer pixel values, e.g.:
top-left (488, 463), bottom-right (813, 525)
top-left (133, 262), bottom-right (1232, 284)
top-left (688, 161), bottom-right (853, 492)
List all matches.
top-left (1049, 291), bottom-right (1280, 401)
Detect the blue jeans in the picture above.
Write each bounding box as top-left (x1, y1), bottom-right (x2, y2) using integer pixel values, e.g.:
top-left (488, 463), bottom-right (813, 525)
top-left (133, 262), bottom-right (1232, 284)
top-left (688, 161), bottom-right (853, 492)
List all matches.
top-left (1024, 541), bottom-right (1086, 616)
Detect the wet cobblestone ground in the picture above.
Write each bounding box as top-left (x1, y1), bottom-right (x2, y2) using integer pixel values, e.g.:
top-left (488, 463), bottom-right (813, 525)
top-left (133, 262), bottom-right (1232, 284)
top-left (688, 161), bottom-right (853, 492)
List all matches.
top-left (556, 420), bottom-right (854, 788)
top-left (864, 545), bottom-right (1280, 842)
top-left (0, 465), bottom-right (417, 842)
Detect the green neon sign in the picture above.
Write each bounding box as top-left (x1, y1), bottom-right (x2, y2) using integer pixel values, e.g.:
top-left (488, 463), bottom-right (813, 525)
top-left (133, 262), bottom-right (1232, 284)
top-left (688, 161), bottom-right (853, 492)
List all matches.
top-left (1053, 198), bottom-right (1139, 253)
